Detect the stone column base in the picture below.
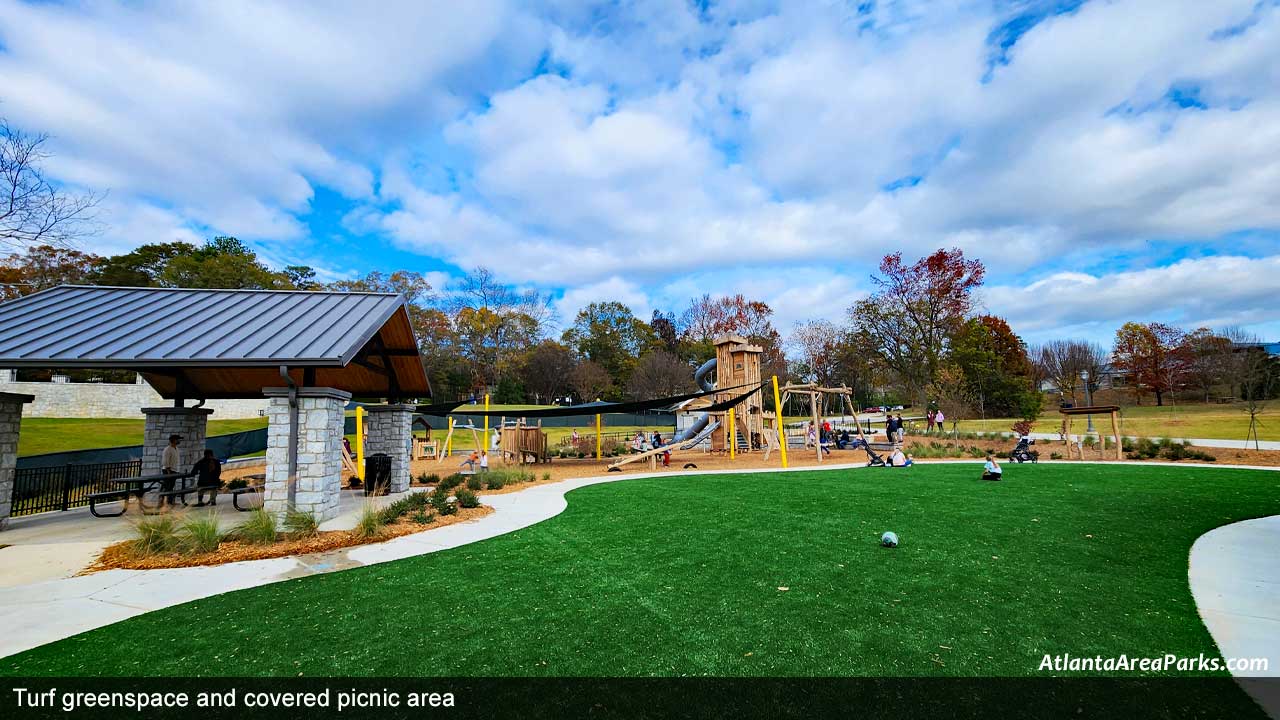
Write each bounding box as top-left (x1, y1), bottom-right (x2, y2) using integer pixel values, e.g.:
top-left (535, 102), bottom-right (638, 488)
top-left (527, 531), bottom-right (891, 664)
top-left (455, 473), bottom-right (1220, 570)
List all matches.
top-left (262, 386), bottom-right (351, 523)
top-left (0, 392), bottom-right (35, 530)
top-left (364, 404), bottom-right (415, 493)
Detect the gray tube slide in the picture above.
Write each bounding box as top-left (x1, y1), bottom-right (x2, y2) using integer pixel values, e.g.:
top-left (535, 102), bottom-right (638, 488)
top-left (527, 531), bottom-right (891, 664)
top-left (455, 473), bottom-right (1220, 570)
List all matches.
top-left (673, 357), bottom-right (717, 443)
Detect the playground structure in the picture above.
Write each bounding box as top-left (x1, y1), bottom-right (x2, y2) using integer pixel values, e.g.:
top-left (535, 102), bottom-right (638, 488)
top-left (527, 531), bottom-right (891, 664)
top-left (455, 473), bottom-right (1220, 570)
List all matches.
top-left (412, 416), bottom-right (438, 460)
top-left (777, 382), bottom-right (868, 463)
top-left (609, 335), bottom-right (780, 470)
top-left (1059, 405), bottom-right (1124, 460)
top-left (497, 420), bottom-right (551, 464)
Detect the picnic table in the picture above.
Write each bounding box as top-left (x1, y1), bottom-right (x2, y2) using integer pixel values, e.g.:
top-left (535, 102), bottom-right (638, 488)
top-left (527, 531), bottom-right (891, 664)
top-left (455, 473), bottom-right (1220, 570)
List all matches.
top-left (87, 473), bottom-right (191, 518)
top-left (232, 472), bottom-right (266, 511)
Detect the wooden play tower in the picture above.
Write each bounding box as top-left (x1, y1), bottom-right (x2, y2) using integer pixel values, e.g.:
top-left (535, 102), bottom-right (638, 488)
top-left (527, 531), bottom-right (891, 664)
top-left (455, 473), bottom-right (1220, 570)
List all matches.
top-left (711, 334), bottom-right (765, 451)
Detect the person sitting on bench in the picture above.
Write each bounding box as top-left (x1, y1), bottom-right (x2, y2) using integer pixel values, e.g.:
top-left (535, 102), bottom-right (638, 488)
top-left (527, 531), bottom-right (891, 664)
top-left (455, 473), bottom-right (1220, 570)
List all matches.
top-left (982, 454), bottom-right (1003, 481)
top-left (192, 449), bottom-right (222, 506)
top-left (836, 429), bottom-right (851, 449)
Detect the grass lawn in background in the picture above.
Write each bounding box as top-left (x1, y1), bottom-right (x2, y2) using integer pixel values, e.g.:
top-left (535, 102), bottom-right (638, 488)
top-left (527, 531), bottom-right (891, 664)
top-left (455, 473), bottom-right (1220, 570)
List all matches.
top-left (16, 417), bottom-right (268, 457)
top-left (7, 463), bottom-right (1278, 689)
top-left (949, 402), bottom-right (1275, 441)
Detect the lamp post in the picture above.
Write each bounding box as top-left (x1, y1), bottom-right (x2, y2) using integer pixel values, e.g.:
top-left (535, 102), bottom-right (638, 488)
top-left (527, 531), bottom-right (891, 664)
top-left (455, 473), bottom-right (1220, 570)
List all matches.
top-left (1081, 370), bottom-right (1095, 434)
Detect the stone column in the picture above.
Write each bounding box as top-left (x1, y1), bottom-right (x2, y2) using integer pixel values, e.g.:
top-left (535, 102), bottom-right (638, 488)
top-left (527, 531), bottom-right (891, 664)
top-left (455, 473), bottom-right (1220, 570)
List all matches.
top-left (364, 404), bottom-right (415, 493)
top-left (0, 392), bottom-right (35, 530)
top-left (262, 387), bottom-right (350, 522)
top-left (141, 407), bottom-right (213, 476)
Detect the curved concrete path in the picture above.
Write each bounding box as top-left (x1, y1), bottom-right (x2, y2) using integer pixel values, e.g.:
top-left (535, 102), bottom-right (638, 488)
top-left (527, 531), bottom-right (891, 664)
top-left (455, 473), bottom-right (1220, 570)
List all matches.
top-left (1, 459), bottom-right (1276, 671)
top-left (1190, 515), bottom-right (1280, 717)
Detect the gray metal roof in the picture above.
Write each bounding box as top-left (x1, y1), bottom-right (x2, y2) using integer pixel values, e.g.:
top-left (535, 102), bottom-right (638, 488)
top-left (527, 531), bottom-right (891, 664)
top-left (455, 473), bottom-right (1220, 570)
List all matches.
top-left (0, 285), bottom-right (408, 367)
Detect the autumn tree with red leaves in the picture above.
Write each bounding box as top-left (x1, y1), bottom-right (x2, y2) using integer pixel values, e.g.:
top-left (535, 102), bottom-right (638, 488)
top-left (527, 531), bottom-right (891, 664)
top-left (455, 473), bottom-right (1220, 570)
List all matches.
top-left (677, 293), bottom-right (787, 379)
top-left (1112, 322), bottom-right (1186, 406)
top-left (849, 248), bottom-right (986, 406)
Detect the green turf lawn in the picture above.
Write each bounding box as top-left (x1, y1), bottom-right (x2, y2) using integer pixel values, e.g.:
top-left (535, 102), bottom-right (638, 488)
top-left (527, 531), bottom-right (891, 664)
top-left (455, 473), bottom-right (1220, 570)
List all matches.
top-left (16, 417), bottom-right (268, 457)
top-left (5, 463), bottom-right (1278, 688)
top-left (953, 402), bottom-right (1276, 441)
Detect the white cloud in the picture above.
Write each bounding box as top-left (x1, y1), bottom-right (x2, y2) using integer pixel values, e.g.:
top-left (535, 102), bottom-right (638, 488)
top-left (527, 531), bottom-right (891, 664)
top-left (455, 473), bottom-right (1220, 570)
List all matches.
top-left (984, 255), bottom-right (1280, 342)
top-left (0, 0), bottom-right (536, 241)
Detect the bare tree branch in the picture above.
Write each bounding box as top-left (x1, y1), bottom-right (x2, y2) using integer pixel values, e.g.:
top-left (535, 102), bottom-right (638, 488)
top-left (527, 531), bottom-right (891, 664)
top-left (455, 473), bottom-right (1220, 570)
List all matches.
top-left (0, 119), bottom-right (102, 251)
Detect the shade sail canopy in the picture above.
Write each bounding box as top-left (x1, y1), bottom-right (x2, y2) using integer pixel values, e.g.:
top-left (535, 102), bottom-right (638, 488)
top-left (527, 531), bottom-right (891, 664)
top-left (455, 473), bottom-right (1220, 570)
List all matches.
top-left (0, 285), bottom-right (429, 399)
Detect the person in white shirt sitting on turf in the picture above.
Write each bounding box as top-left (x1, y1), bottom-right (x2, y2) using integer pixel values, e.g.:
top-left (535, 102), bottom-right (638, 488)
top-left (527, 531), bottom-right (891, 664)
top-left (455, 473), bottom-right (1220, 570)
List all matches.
top-left (982, 454), bottom-right (1003, 481)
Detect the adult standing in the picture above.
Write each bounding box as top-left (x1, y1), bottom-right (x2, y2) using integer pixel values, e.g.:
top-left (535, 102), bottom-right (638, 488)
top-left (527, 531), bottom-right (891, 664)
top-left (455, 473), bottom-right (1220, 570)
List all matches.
top-left (894, 414), bottom-right (905, 443)
top-left (160, 434), bottom-right (182, 506)
top-left (927, 408), bottom-right (937, 432)
top-left (934, 408), bottom-right (946, 433)
top-left (192, 449), bottom-right (221, 507)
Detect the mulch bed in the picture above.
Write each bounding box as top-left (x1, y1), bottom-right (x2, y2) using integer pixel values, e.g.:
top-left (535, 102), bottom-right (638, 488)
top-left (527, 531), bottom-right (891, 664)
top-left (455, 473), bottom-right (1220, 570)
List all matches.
top-left (86, 505), bottom-right (494, 573)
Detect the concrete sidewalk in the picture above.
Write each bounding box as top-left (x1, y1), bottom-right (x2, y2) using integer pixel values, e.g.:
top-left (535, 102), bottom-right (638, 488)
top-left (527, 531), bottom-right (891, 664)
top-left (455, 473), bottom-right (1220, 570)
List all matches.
top-left (1189, 515), bottom-right (1280, 715)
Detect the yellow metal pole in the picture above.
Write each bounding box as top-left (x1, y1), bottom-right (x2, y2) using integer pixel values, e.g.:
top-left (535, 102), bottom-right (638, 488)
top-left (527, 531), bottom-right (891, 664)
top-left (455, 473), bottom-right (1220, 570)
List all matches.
top-left (772, 375), bottom-right (788, 469)
top-left (484, 393), bottom-right (490, 454)
top-left (728, 408), bottom-right (736, 460)
top-left (595, 412), bottom-right (602, 460)
top-left (355, 406), bottom-right (365, 483)
top-left (446, 416), bottom-right (453, 456)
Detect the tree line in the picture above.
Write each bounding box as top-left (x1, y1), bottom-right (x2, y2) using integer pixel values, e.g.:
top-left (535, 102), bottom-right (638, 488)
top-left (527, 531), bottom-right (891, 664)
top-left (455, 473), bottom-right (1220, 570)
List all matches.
top-left (2, 240), bottom-right (1275, 419)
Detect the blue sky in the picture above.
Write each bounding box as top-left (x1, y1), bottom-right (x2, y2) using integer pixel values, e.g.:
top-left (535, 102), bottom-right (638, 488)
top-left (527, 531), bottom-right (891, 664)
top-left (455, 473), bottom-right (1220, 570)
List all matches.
top-left (1, 0), bottom-right (1278, 345)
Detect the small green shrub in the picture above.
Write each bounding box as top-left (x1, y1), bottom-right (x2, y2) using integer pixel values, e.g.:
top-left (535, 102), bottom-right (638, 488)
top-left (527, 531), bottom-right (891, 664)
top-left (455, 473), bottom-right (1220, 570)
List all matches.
top-left (233, 508), bottom-right (278, 545)
top-left (439, 473), bottom-right (464, 491)
top-left (455, 488), bottom-right (480, 509)
top-left (410, 510), bottom-right (435, 525)
top-left (466, 475), bottom-right (483, 491)
top-left (226, 478), bottom-right (248, 490)
top-left (130, 515), bottom-right (181, 557)
top-left (485, 475), bottom-right (506, 490)
top-left (1050, 452), bottom-right (1063, 460)
top-left (541, 472), bottom-right (551, 482)
top-left (417, 472), bottom-right (441, 486)
top-left (179, 513), bottom-right (222, 555)
top-left (430, 486), bottom-right (457, 515)
top-left (282, 509), bottom-right (318, 539)
top-left (353, 504), bottom-right (384, 540)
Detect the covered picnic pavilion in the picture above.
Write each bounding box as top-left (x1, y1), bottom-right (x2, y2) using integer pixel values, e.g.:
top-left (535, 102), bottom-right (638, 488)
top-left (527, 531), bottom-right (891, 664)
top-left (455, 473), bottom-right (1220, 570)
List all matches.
top-left (0, 285), bottom-right (430, 527)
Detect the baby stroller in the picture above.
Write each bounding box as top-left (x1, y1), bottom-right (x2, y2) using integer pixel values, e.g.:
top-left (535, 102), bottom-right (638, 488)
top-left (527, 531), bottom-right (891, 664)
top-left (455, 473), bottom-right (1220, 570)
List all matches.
top-left (865, 446), bottom-right (887, 467)
top-left (1011, 436), bottom-right (1037, 464)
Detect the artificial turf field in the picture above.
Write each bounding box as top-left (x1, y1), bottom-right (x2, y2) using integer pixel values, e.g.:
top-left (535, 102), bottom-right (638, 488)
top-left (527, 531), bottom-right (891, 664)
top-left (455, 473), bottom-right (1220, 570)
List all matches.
top-left (4, 463), bottom-right (1278, 714)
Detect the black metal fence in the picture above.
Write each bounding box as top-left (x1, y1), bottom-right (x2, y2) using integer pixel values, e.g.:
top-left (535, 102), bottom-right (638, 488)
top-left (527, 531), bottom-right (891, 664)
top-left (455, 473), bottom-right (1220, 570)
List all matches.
top-left (11, 459), bottom-right (142, 517)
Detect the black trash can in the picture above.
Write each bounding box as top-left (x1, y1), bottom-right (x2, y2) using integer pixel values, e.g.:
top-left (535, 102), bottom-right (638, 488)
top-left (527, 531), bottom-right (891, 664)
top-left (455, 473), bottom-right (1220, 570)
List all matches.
top-left (364, 453), bottom-right (392, 496)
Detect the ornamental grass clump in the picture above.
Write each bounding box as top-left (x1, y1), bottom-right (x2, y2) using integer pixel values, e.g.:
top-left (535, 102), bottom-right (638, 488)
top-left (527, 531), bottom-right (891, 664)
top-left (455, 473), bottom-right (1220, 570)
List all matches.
top-left (129, 515), bottom-right (181, 558)
top-left (233, 508), bottom-right (278, 545)
top-left (282, 509), bottom-right (318, 540)
top-left (178, 513), bottom-right (222, 555)
top-left (353, 503), bottom-right (385, 540)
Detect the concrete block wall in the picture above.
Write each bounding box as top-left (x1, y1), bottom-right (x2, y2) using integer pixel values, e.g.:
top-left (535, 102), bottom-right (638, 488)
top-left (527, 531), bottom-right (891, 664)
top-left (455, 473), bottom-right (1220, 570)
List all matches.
top-left (141, 408), bottom-right (213, 476)
top-left (364, 404), bottom-right (414, 493)
top-left (0, 376), bottom-right (267, 419)
top-left (263, 387), bottom-right (350, 523)
top-left (0, 392), bottom-right (34, 530)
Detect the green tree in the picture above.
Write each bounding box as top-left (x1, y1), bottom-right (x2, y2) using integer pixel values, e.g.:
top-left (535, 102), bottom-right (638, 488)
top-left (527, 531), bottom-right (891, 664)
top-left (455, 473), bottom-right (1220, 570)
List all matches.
top-left (950, 315), bottom-right (1041, 421)
top-left (158, 236), bottom-right (288, 289)
top-left (87, 242), bottom-right (196, 287)
top-left (562, 301), bottom-right (656, 398)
